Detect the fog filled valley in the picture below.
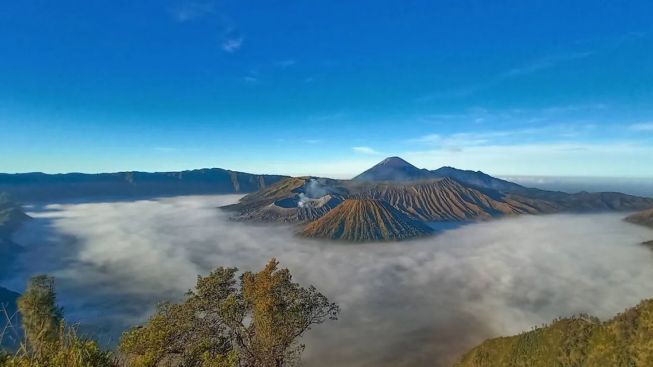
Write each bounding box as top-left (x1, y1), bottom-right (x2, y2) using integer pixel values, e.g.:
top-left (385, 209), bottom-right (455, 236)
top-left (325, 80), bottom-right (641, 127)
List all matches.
top-left (3, 195), bottom-right (653, 366)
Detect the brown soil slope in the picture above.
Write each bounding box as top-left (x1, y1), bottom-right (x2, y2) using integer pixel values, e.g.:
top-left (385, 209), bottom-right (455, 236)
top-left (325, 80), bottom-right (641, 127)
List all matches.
top-left (300, 199), bottom-right (433, 242)
top-left (356, 178), bottom-right (559, 221)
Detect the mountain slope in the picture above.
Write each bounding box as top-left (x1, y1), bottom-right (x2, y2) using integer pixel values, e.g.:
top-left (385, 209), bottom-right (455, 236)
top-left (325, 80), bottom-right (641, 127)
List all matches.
top-left (0, 193), bottom-right (29, 238)
top-left (222, 177), bottom-right (348, 223)
top-left (625, 208), bottom-right (653, 229)
top-left (227, 173), bottom-right (653, 227)
top-left (352, 157), bottom-right (433, 182)
top-left (456, 299), bottom-right (653, 367)
top-left (353, 178), bottom-right (561, 221)
top-left (300, 199), bottom-right (433, 241)
top-left (0, 193), bottom-right (29, 277)
top-left (431, 166), bottom-right (525, 192)
top-left (0, 169), bottom-right (287, 202)
top-left (625, 208), bottom-right (653, 246)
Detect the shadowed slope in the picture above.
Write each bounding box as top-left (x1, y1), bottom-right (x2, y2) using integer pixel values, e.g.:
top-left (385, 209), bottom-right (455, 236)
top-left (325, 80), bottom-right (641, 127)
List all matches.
top-left (0, 193), bottom-right (29, 238)
top-left (0, 193), bottom-right (29, 277)
top-left (300, 199), bottom-right (433, 242)
top-left (456, 299), bottom-right (653, 367)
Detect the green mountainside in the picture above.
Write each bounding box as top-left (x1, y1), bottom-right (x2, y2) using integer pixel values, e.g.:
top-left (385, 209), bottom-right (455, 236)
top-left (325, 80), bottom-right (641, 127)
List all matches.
top-left (456, 299), bottom-right (653, 367)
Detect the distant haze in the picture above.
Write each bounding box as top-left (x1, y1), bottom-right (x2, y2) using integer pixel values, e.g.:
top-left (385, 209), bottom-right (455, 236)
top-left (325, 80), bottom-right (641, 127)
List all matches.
top-left (4, 195), bottom-right (653, 366)
top-left (504, 176), bottom-right (653, 198)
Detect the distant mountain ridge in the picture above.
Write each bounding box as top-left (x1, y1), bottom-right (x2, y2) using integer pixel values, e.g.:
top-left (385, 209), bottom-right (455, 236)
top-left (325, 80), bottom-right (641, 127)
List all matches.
top-left (0, 168), bottom-right (288, 202)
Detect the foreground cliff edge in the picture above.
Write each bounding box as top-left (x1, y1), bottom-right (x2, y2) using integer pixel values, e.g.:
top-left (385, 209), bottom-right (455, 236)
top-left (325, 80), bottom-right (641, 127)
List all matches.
top-left (456, 299), bottom-right (653, 367)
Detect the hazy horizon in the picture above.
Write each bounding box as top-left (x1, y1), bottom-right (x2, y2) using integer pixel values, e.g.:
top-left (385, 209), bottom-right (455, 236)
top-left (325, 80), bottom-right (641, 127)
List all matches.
top-left (3, 161), bottom-right (653, 199)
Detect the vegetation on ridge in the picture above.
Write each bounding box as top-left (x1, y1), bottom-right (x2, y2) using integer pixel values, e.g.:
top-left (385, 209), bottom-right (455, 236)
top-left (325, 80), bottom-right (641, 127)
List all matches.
top-left (120, 258), bottom-right (339, 367)
top-left (1, 275), bottom-right (115, 367)
top-left (0, 260), bottom-right (338, 367)
top-left (456, 299), bottom-right (653, 367)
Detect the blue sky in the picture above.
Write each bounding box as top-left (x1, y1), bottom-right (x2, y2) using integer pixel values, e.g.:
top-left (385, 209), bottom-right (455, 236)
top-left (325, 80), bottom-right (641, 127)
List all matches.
top-left (1, 1), bottom-right (653, 178)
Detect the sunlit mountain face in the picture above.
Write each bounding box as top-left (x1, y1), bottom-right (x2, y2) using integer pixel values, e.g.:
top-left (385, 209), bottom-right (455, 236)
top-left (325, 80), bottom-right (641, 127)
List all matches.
top-left (1, 1), bottom-right (653, 366)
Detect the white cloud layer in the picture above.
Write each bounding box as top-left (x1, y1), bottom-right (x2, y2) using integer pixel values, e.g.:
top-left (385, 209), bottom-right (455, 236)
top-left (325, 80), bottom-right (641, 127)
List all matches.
top-left (5, 195), bottom-right (653, 366)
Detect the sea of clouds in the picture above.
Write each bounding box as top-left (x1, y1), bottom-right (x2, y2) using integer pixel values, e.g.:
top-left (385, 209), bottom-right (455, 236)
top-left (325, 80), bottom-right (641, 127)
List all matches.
top-left (4, 195), bottom-right (653, 366)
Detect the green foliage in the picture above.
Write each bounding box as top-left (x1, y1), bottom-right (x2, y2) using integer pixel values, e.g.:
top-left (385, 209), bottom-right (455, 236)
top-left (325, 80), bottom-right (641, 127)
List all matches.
top-left (1, 275), bottom-right (115, 367)
top-left (3, 325), bottom-right (115, 367)
top-left (120, 259), bottom-right (339, 367)
top-left (16, 276), bottom-right (62, 358)
top-left (456, 299), bottom-right (653, 367)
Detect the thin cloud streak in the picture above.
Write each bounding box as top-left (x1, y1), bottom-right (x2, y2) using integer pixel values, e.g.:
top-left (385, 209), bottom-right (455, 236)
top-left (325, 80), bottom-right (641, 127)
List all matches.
top-left (222, 36), bottom-right (244, 53)
top-left (630, 122), bottom-right (653, 132)
top-left (352, 146), bottom-right (383, 155)
top-left (418, 50), bottom-right (595, 100)
top-left (169, 1), bottom-right (216, 22)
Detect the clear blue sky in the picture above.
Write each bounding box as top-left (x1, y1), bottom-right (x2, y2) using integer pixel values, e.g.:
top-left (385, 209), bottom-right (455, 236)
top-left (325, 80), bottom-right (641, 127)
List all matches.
top-left (1, 1), bottom-right (653, 178)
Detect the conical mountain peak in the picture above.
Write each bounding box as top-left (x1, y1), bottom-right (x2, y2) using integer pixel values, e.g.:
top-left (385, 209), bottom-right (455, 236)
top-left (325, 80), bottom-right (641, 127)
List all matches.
top-left (353, 157), bottom-right (431, 182)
